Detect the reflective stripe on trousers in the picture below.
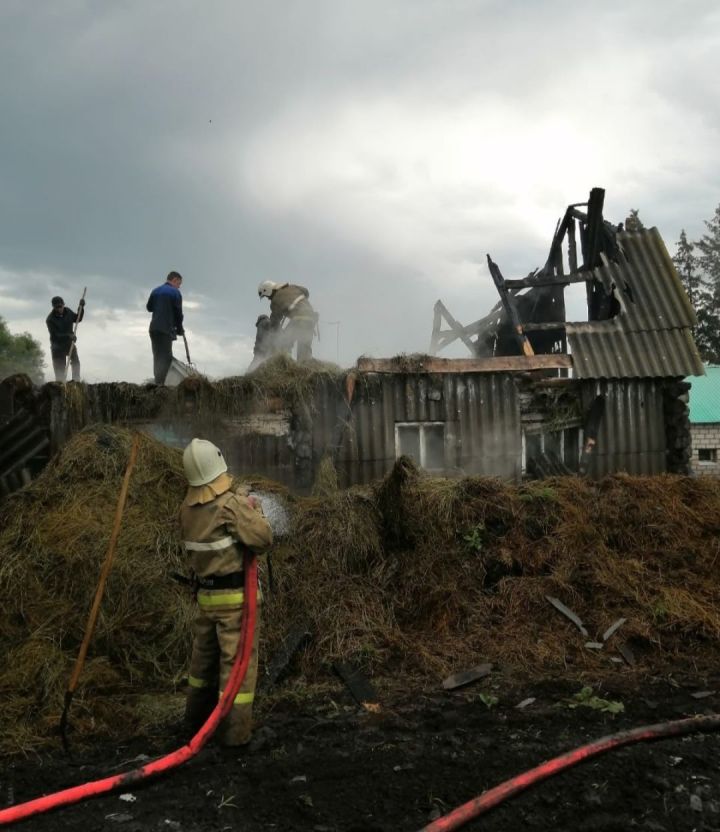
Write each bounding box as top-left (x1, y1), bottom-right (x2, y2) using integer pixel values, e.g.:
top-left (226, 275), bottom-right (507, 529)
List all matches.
top-left (183, 535), bottom-right (235, 552)
top-left (219, 689), bottom-right (255, 705)
top-left (196, 589), bottom-right (263, 609)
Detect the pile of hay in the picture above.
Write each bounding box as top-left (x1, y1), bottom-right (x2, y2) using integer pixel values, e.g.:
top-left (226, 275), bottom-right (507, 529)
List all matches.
top-left (1, 428), bottom-right (719, 754)
top-left (271, 463), bottom-right (720, 680)
top-left (0, 427), bottom-right (191, 753)
top-left (183, 354), bottom-right (346, 413)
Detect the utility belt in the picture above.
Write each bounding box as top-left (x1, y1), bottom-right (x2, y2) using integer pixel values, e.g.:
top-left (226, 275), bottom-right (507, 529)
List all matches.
top-left (196, 571), bottom-right (245, 590)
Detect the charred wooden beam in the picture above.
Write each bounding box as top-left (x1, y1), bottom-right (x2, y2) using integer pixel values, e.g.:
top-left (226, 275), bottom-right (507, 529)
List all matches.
top-left (521, 321), bottom-right (568, 332)
top-left (568, 218), bottom-right (578, 273)
top-left (429, 301), bottom-right (442, 355)
top-left (357, 355), bottom-right (573, 373)
top-left (503, 273), bottom-right (591, 289)
top-left (429, 300), bottom-right (478, 355)
top-left (487, 255), bottom-right (534, 357)
top-left (585, 187), bottom-right (606, 269)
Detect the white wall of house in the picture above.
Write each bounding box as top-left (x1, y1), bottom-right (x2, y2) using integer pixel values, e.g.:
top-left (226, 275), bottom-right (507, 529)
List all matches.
top-left (690, 423), bottom-right (720, 475)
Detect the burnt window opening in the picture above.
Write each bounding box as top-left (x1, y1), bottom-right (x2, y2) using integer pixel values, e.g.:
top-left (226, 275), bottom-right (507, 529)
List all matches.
top-left (523, 427), bottom-right (581, 477)
top-left (698, 448), bottom-right (717, 463)
top-left (395, 422), bottom-right (445, 470)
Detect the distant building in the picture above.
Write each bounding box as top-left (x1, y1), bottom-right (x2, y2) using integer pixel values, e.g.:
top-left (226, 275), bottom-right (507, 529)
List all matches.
top-left (687, 366), bottom-right (720, 476)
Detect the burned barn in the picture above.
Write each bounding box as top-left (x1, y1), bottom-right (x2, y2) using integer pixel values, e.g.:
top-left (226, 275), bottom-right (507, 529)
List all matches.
top-left (0, 189), bottom-right (705, 495)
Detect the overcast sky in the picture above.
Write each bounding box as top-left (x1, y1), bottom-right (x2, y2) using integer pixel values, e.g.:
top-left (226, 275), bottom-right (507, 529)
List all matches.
top-left (1, 0), bottom-right (719, 382)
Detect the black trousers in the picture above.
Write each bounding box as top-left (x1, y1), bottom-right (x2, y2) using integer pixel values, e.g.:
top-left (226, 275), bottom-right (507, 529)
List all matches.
top-left (51, 347), bottom-right (80, 382)
top-left (149, 331), bottom-right (174, 384)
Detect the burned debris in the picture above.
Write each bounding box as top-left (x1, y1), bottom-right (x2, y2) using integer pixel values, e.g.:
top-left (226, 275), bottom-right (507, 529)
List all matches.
top-left (430, 187), bottom-right (705, 478)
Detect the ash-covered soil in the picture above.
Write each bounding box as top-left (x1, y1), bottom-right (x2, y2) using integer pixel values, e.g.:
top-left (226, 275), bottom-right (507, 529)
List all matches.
top-left (4, 675), bottom-right (720, 832)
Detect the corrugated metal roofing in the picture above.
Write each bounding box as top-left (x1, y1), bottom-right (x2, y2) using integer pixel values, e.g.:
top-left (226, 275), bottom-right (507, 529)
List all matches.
top-left (580, 380), bottom-right (667, 475)
top-left (566, 228), bottom-right (705, 379)
top-left (686, 365), bottom-right (720, 423)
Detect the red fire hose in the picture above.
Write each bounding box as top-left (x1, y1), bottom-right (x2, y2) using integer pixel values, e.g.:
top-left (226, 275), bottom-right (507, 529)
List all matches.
top-left (1, 560), bottom-right (718, 829)
top-left (0, 554), bottom-right (258, 827)
top-left (418, 712), bottom-right (720, 831)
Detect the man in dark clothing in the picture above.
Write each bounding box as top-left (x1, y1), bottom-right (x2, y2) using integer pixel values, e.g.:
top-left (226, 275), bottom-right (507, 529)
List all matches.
top-left (146, 271), bottom-right (184, 384)
top-left (247, 315), bottom-right (274, 372)
top-left (46, 296), bottom-right (85, 382)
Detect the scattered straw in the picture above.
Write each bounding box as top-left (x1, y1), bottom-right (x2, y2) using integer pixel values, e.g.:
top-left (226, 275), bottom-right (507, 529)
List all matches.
top-left (1, 433), bottom-right (720, 755)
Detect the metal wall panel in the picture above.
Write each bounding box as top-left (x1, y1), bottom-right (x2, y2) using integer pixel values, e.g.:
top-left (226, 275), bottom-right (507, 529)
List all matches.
top-left (581, 379), bottom-right (666, 476)
top-left (335, 372), bottom-right (521, 484)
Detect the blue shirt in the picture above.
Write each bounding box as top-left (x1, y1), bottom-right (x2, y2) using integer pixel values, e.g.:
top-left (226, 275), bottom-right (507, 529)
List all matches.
top-left (146, 283), bottom-right (184, 336)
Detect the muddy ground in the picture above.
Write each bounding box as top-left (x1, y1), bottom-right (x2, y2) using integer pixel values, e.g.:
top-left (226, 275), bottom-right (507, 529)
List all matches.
top-left (3, 673), bottom-right (720, 832)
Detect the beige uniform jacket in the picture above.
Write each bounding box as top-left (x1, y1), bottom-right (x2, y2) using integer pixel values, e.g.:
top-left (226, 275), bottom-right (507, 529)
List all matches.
top-left (180, 474), bottom-right (273, 578)
top-left (270, 284), bottom-right (315, 327)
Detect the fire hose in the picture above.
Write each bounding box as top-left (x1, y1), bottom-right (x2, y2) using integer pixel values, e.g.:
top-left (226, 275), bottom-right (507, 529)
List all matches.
top-left (417, 712), bottom-right (720, 832)
top-left (0, 577), bottom-right (717, 828)
top-left (0, 553), bottom-right (258, 827)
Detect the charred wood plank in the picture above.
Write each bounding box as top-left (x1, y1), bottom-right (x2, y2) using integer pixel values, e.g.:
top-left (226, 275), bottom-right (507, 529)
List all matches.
top-left (261, 621), bottom-right (312, 690)
top-left (333, 660), bottom-right (379, 709)
top-left (442, 663), bottom-right (493, 691)
top-left (357, 355), bottom-right (573, 373)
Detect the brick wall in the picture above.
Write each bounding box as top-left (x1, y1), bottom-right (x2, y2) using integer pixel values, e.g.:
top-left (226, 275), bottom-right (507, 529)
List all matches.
top-left (690, 423), bottom-right (720, 475)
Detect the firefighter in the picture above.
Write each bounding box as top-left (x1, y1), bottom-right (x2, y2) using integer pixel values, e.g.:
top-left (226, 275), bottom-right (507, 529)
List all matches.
top-left (257, 280), bottom-right (317, 362)
top-left (46, 295), bottom-right (85, 382)
top-left (247, 314), bottom-right (273, 372)
top-left (180, 438), bottom-right (273, 746)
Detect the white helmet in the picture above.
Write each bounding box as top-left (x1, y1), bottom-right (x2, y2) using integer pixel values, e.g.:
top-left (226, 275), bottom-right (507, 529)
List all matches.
top-left (258, 280), bottom-right (278, 298)
top-left (183, 438), bottom-right (228, 486)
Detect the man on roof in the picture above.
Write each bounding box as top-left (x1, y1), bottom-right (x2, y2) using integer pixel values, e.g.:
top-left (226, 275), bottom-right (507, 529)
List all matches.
top-left (46, 295), bottom-right (85, 382)
top-left (257, 281), bottom-right (318, 362)
top-left (146, 271), bottom-right (184, 385)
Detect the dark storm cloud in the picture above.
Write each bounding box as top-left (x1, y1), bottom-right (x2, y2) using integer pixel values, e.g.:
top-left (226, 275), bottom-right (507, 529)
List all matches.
top-left (1, 1), bottom-right (718, 380)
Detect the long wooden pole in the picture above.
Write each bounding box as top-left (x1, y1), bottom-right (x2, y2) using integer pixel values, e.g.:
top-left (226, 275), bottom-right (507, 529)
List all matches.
top-left (59, 433), bottom-right (141, 749)
top-left (64, 287), bottom-right (87, 382)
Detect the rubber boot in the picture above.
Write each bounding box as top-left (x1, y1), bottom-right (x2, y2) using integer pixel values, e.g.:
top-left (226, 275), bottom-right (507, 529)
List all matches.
top-left (185, 688), bottom-right (217, 734)
top-left (218, 705), bottom-right (253, 747)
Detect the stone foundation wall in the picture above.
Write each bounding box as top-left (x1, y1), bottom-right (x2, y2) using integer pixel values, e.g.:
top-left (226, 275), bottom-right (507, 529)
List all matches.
top-left (663, 380), bottom-right (692, 475)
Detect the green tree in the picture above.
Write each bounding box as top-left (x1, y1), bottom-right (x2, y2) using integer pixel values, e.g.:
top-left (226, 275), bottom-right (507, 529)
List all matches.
top-left (0, 317), bottom-right (46, 384)
top-left (674, 229), bottom-right (719, 362)
top-left (692, 205), bottom-right (720, 363)
top-left (696, 205), bottom-right (720, 290)
top-left (673, 230), bottom-right (700, 306)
